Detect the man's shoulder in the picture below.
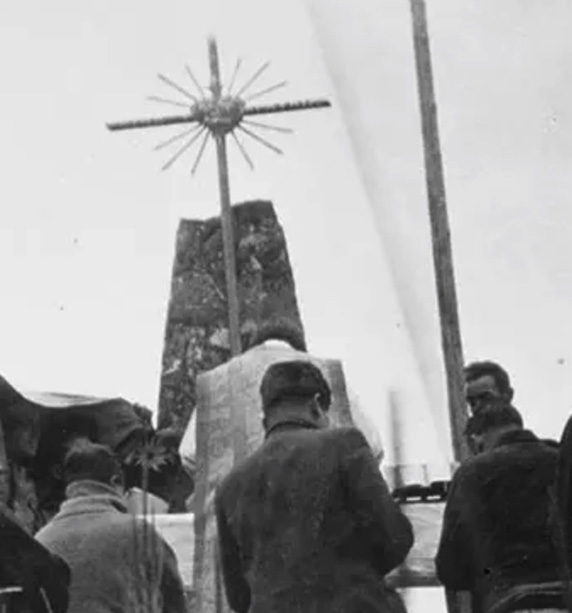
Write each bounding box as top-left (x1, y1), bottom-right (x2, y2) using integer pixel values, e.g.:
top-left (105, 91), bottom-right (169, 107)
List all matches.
top-left (309, 425), bottom-right (368, 446)
top-left (215, 451), bottom-right (256, 505)
top-left (268, 425), bottom-right (370, 453)
top-left (450, 452), bottom-right (498, 487)
top-left (39, 508), bottom-right (149, 537)
top-left (453, 437), bottom-right (558, 481)
top-left (216, 427), bottom-right (368, 501)
top-left (495, 435), bottom-right (559, 463)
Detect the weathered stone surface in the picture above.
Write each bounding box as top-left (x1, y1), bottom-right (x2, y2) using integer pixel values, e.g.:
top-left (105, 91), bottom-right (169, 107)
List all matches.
top-left (157, 200), bottom-right (305, 435)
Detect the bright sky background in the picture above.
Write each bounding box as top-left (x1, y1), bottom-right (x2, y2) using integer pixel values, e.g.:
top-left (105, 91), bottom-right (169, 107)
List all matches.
top-left (1, 0), bottom-right (571, 471)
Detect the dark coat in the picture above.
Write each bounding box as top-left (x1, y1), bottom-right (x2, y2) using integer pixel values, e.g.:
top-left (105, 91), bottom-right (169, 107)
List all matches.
top-left (35, 481), bottom-right (187, 613)
top-left (0, 505), bottom-right (70, 613)
top-left (435, 429), bottom-right (564, 613)
top-left (215, 421), bottom-right (413, 613)
top-left (554, 415), bottom-right (572, 605)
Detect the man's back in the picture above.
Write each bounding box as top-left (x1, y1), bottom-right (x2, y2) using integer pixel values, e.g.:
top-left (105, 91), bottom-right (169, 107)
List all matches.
top-left (216, 424), bottom-right (413, 613)
top-left (436, 430), bottom-right (563, 612)
top-left (36, 482), bottom-right (186, 613)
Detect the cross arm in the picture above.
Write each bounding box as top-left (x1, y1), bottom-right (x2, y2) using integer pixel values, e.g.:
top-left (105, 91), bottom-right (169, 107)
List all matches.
top-left (106, 114), bottom-right (201, 132)
top-left (243, 99), bottom-right (331, 118)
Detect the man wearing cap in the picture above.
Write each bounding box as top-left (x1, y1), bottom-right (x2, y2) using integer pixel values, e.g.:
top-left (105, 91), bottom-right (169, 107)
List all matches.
top-left (436, 401), bottom-right (565, 613)
top-left (215, 360), bottom-right (413, 613)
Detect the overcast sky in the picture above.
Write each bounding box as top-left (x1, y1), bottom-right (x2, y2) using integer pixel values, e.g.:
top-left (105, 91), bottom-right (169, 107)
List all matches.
top-left (0, 0), bottom-right (571, 470)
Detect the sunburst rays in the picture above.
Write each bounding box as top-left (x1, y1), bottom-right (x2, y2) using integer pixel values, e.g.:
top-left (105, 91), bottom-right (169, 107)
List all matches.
top-left (107, 39), bottom-right (330, 175)
top-left (148, 58), bottom-right (292, 172)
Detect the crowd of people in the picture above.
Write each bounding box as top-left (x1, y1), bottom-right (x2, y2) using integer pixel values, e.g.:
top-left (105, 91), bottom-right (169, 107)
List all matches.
top-left (2, 358), bottom-right (572, 613)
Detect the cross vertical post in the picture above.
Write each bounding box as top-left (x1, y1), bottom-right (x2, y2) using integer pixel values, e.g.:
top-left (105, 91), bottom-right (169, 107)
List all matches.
top-left (208, 38), bottom-right (242, 357)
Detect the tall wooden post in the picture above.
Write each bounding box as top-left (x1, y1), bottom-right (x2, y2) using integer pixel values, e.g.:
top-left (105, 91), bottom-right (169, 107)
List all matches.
top-left (409, 1), bottom-right (471, 610)
top-left (409, 0), bottom-right (469, 465)
top-left (214, 140), bottom-right (242, 357)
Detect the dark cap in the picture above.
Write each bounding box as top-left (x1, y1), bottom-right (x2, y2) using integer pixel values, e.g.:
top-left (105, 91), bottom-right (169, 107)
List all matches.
top-left (260, 360), bottom-right (331, 413)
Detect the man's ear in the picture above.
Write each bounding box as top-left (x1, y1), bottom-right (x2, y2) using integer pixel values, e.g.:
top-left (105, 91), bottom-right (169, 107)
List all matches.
top-left (111, 473), bottom-right (124, 492)
top-left (310, 395), bottom-right (322, 420)
top-left (506, 387), bottom-right (515, 402)
top-left (471, 435), bottom-right (484, 454)
top-left (310, 397), bottom-right (329, 426)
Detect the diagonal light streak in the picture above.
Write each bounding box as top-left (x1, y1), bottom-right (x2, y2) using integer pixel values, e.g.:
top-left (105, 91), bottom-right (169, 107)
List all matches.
top-left (242, 119), bottom-right (293, 134)
top-left (230, 131), bottom-right (254, 170)
top-left (162, 127), bottom-right (206, 170)
top-left (244, 81), bottom-right (288, 102)
top-left (238, 125), bottom-right (283, 155)
top-left (227, 58), bottom-right (242, 95)
top-left (191, 130), bottom-right (210, 175)
top-left (158, 73), bottom-right (197, 102)
top-left (154, 124), bottom-right (201, 151)
top-left (235, 61), bottom-right (271, 98)
top-left (147, 95), bottom-right (192, 109)
top-left (185, 64), bottom-right (206, 97)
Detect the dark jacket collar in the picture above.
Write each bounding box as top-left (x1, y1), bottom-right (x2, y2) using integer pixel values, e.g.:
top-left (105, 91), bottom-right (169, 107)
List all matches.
top-left (265, 418), bottom-right (320, 439)
top-left (494, 428), bottom-right (539, 449)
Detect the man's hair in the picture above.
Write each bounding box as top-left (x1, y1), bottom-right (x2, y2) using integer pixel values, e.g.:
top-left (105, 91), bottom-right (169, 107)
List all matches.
top-left (63, 438), bottom-right (122, 486)
top-left (464, 360), bottom-right (513, 396)
top-left (464, 400), bottom-right (523, 437)
top-left (260, 360), bottom-right (331, 415)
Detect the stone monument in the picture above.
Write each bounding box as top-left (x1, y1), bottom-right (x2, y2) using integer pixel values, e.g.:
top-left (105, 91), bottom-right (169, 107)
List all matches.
top-left (157, 199), bottom-right (305, 436)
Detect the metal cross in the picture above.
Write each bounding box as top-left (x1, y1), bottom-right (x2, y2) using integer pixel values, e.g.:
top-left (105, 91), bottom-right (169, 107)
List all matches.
top-left (107, 37), bottom-right (331, 357)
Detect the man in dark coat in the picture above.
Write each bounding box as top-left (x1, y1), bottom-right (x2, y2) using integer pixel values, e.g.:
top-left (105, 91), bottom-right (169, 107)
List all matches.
top-left (215, 360), bottom-right (413, 613)
top-left (0, 504), bottom-right (70, 613)
top-left (436, 401), bottom-right (565, 613)
top-left (35, 439), bottom-right (187, 613)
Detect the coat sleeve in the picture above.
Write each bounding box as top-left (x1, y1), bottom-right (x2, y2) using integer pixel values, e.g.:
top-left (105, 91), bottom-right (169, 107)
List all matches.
top-left (215, 488), bottom-right (251, 613)
top-left (3, 508), bottom-right (70, 613)
top-left (39, 552), bottom-right (71, 613)
top-left (434, 467), bottom-right (474, 590)
top-left (339, 428), bottom-right (414, 576)
top-left (555, 415), bottom-right (572, 570)
top-left (159, 540), bottom-right (188, 613)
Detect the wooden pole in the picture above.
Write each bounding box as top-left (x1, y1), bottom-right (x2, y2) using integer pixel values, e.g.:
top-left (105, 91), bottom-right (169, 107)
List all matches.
top-left (208, 38), bottom-right (243, 358)
top-left (214, 133), bottom-right (242, 357)
top-left (409, 2), bottom-right (471, 611)
top-left (209, 39), bottom-right (245, 613)
top-left (409, 0), bottom-right (469, 465)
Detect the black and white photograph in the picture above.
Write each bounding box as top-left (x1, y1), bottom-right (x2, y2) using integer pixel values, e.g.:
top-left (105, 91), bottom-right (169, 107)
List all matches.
top-left (1, 1), bottom-right (571, 612)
